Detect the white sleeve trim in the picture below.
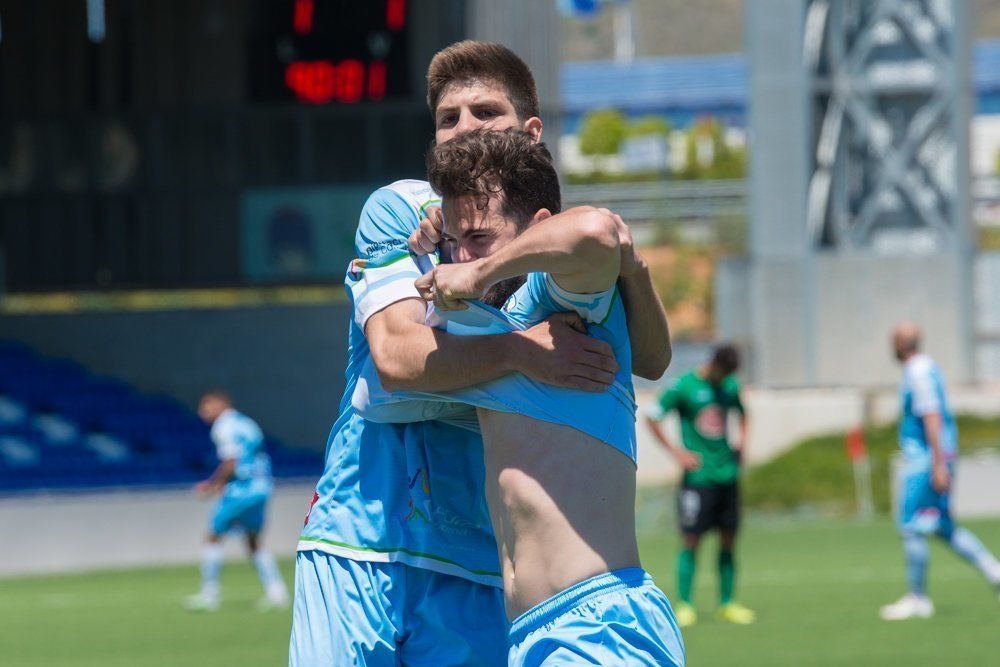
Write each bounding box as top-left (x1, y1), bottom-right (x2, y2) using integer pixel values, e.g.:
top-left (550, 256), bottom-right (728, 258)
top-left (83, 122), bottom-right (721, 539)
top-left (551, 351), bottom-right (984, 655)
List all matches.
top-left (543, 273), bottom-right (616, 323)
top-left (349, 255), bottom-right (425, 330)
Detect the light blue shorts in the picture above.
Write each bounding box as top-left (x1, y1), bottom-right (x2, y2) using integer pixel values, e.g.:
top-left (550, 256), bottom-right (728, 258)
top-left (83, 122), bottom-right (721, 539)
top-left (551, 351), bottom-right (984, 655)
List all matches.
top-left (210, 492), bottom-right (267, 536)
top-left (508, 568), bottom-right (685, 666)
top-left (289, 550), bottom-right (508, 667)
top-left (899, 465), bottom-right (955, 537)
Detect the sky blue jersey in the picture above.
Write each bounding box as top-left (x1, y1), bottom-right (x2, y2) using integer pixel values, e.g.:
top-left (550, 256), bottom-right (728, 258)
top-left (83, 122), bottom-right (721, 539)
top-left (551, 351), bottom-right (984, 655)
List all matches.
top-left (353, 271), bottom-right (638, 464)
top-left (298, 181), bottom-right (502, 588)
top-left (211, 408), bottom-right (272, 498)
top-left (899, 353), bottom-right (958, 465)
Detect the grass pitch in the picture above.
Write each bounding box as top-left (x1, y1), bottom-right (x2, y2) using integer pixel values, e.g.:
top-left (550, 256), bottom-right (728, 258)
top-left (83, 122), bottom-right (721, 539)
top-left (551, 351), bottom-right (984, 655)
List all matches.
top-left (2, 517), bottom-right (999, 666)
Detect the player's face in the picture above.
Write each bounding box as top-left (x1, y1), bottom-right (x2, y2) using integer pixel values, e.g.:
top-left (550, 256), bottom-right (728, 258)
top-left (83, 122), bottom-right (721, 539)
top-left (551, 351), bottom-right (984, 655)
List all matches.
top-left (197, 397), bottom-right (225, 424)
top-left (440, 194), bottom-right (518, 263)
top-left (434, 82), bottom-right (542, 145)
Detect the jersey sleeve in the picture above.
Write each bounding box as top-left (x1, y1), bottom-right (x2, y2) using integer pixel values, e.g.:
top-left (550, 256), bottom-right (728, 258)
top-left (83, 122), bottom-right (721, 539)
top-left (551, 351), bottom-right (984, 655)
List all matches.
top-left (211, 421), bottom-right (241, 461)
top-left (908, 361), bottom-right (941, 416)
top-left (647, 378), bottom-right (682, 421)
top-left (725, 376), bottom-right (745, 414)
top-left (528, 273), bottom-right (618, 324)
top-left (348, 187), bottom-right (428, 330)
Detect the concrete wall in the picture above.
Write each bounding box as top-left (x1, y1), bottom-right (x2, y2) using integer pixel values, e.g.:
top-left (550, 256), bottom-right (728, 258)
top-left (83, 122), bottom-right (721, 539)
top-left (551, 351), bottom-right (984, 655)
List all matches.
top-left (0, 481), bottom-right (316, 577)
top-left (0, 303), bottom-right (352, 449)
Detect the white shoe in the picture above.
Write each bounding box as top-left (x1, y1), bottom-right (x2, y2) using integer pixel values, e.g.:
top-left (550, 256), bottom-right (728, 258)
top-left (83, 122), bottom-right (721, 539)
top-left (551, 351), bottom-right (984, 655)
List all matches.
top-left (256, 588), bottom-right (290, 612)
top-left (879, 594), bottom-right (934, 621)
top-left (184, 592), bottom-right (220, 612)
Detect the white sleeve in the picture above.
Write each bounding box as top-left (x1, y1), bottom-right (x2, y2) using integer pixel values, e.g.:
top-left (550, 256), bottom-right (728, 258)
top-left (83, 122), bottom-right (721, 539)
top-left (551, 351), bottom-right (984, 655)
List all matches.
top-left (909, 364), bottom-right (941, 416)
top-left (212, 421), bottom-right (241, 460)
top-left (347, 255), bottom-right (429, 330)
top-left (542, 273), bottom-right (617, 324)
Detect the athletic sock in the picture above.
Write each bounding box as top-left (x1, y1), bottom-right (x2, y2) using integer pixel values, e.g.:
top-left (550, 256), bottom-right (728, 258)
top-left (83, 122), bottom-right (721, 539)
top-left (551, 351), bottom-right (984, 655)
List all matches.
top-left (718, 549), bottom-right (735, 605)
top-left (678, 548), bottom-right (696, 604)
top-left (200, 543), bottom-right (224, 599)
top-left (903, 531), bottom-right (929, 597)
top-left (252, 550), bottom-right (286, 598)
top-left (947, 527), bottom-right (1000, 585)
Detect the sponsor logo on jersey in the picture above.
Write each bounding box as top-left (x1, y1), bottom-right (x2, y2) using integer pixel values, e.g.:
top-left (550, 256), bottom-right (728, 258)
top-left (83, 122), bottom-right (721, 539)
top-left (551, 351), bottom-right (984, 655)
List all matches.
top-left (695, 406), bottom-right (727, 439)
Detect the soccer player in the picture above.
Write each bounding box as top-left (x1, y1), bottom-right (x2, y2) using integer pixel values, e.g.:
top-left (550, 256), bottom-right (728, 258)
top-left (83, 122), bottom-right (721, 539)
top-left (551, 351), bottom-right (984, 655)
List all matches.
top-left (186, 390), bottom-right (289, 612)
top-left (645, 345), bottom-right (755, 628)
top-left (290, 42), bottom-right (671, 665)
top-left (879, 322), bottom-right (1000, 620)
top-left (356, 128), bottom-right (683, 665)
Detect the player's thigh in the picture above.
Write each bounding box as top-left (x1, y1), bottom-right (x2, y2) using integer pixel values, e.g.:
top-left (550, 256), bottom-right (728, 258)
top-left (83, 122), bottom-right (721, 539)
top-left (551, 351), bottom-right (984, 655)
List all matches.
top-left (677, 485), bottom-right (711, 536)
top-left (716, 483), bottom-right (741, 535)
top-left (899, 470), bottom-right (946, 535)
top-left (289, 551), bottom-right (399, 667)
top-left (210, 496), bottom-right (241, 536)
top-left (400, 570), bottom-right (508, 667)
top-left (234, 496), bottom-right (267, 534)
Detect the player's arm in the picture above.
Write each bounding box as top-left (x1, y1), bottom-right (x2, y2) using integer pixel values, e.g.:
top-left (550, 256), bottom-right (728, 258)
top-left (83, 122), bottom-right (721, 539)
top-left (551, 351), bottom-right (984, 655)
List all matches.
top-left (922, 411), bottom-right (949, 492)
top-left (731, 380), bottom-right (749, 464)
top-left (417, 207), bottom-right (620, 311)
top-left (367, 300), bottom-right (615, 393)
top-left (358, 192), bottom-right (617, 393)
top-left (195, 458), bottom-right (235, 497)
top-left (644, 386), bottom-right (701, 471)
top-left (908, 363), bottom-right (950, 492)
top-left (610, 210), bottom-right (672, 380)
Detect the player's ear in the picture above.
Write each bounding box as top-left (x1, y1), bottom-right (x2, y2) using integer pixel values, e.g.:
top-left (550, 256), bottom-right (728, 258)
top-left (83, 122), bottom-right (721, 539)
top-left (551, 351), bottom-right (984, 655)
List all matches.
top-left (528, 209), bottom-right (552, 227)
top-left (522, 117), bottom-right (543, 142)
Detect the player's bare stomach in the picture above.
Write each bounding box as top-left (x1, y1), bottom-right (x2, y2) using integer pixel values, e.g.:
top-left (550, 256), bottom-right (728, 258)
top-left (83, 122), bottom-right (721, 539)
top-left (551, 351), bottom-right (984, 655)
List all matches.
top-left (477, 409), bottom-right (641, 620)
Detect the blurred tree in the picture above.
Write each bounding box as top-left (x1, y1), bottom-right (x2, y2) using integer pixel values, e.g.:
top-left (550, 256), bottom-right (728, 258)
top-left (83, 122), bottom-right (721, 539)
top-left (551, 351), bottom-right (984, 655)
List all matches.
top-left (579, 109), bottom-right (629, 155)
top-left (628, 115), bottom-right (672, 138)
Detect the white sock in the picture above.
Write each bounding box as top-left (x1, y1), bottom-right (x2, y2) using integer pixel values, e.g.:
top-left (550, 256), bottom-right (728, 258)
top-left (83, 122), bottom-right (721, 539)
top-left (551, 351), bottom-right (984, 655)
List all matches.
top-left (252, 550), bottom-right (286, 598)
top-left (201, 543), bottom-right (224, 599)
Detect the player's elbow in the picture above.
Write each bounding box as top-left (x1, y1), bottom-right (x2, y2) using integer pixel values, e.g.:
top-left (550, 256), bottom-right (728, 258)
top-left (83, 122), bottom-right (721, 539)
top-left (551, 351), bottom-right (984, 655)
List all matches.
top-left (575, 209), bottom-right (620, 266)
top-left (369, 335), bottom-right (417, 393)
top-left (634, 342), bottom-right (672, 381)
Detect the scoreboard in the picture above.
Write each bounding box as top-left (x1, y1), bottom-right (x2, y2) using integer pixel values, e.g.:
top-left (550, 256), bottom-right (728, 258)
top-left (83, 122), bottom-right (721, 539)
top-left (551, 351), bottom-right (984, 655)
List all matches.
top-left (250, 0), bottom-right (411, 105)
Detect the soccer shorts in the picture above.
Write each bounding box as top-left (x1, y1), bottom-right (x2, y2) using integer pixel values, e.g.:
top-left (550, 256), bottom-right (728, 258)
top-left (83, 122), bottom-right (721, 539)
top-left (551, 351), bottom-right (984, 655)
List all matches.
top-left (677, 482), bottom-right (740, 535)
top-left (899, 466), bottom-right (955, 537)
top-left (210, 492), bottom-right (268, 536)
top-left (508, 568), bottom-right (685, 666)
top-left (289, 550), bottom-right (508, 667)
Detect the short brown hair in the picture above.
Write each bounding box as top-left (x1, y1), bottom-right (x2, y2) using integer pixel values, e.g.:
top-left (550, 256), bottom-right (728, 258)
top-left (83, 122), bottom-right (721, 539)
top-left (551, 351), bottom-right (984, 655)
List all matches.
top-left (427, 41), bottom-right (540, 120)
top-left (711, 344), bottom-right (741, 376)
top-left (427, 129), bottom-right (560, 230)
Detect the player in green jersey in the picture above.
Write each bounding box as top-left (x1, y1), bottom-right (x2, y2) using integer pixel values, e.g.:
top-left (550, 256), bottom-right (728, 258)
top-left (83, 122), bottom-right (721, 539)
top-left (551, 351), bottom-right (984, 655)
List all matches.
top-left (646, 343), bottom-right (755, 627)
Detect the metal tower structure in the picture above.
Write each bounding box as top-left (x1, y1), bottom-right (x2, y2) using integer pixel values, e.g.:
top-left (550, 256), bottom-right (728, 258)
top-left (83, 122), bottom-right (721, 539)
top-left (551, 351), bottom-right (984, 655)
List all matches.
top-left (729, 0), bottom-right (974, 387)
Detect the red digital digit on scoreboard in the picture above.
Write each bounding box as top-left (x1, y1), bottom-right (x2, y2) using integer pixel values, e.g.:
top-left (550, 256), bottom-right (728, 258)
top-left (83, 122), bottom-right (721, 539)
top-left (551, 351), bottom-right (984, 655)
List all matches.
top-left (279, 0), bottom-right (406, 105)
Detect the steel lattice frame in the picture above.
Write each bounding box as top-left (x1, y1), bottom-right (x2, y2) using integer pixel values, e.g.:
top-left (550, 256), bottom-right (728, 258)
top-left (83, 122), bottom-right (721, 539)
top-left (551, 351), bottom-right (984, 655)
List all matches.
top-left (804, 0), bottom-right (964, 252)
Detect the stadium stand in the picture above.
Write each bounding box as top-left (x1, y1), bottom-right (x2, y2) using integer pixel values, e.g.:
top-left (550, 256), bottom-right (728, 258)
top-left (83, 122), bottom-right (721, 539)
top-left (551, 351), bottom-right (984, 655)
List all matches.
top-left (0, 341), bottom-right (322, 492)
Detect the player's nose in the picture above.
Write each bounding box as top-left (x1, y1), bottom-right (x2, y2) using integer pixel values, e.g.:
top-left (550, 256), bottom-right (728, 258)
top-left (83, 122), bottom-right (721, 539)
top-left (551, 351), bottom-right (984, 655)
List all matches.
top-left (455, 109), bottom-right (480, 135)
top-left (454, 245), bottom-right (478, 263)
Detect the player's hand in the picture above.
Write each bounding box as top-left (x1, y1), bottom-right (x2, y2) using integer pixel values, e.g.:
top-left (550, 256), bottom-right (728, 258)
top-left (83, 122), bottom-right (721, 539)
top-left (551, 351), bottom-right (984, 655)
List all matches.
top-left (511, 312), bottom-right (619, 392)
top-left (409, 205), bottom-right (444, 256)
top-left (194, 480), bottom-right (214, 498)
top-left (598, 208), bottom-right (646, 278)
top-left (931, 461), bottom-right (951, 493)
top-left (414, 262), bottom-right (486, 311)
top-left (677, 450), bottom-right (702, 472)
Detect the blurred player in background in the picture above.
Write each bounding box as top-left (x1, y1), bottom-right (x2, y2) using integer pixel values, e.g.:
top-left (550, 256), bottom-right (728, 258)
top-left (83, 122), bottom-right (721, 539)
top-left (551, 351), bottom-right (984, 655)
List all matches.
top-left (645, 344), bottom-right (754, 627)
top-left (879, 322), bottom-right (1000, 621)
top-left (291, 41), bottom-right (670, 665)
top-left (186, 390), bottom-right (289, 612)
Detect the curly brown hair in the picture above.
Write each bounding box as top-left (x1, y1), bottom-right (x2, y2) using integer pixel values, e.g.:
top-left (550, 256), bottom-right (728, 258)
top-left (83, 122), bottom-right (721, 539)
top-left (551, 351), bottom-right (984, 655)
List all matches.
top-left (426, 128), bottom-right (561, 230)
top-left (426, 41), bottom-right (539, 121)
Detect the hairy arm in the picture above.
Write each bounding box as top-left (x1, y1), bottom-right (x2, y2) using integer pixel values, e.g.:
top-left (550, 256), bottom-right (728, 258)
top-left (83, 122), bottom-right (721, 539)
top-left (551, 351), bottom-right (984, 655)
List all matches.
top-left (366, 298), bottom-right (618, 393)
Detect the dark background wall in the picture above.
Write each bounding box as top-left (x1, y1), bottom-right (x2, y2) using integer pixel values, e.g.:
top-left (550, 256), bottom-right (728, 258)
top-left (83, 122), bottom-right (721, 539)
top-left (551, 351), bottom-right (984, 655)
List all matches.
top-left (0, 303), bottom-right (352, 449)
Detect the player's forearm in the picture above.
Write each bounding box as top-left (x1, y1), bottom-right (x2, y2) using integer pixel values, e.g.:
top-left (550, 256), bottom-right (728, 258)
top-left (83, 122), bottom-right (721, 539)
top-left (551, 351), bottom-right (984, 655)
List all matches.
top-left (209, 460), bottom-right (235, 488)
top-left (645, 417), bottom-right (677, 455)
top-left (369, 317), bottom-right (516, 392)
top-left (923, 412), bottom-right (945, 464)
top-left (619, 264), bottom-right (671, 379)
top-left (476, 207), bottom-right (620, 294)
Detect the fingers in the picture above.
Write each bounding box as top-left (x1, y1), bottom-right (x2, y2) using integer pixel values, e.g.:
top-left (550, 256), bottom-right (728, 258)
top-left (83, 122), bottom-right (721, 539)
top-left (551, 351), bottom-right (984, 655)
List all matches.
top-left (414, 270), bottom-right (435, 301)
top-left (409, 214), bottom-right (444, 255)
top-left (552, 311), bottom-right (588, 333)
top-left (578, 349), bottom-right (620, 375)
top-left (564, 376), bottom-right (611, 393)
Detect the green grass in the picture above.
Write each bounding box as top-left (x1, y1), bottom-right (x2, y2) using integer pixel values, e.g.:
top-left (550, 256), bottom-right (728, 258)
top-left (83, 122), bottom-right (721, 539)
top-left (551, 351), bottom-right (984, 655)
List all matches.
top-left (744, 416), bottom-right (1000, 514)
top-left (3, 517), bottom-right (1000, 666)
